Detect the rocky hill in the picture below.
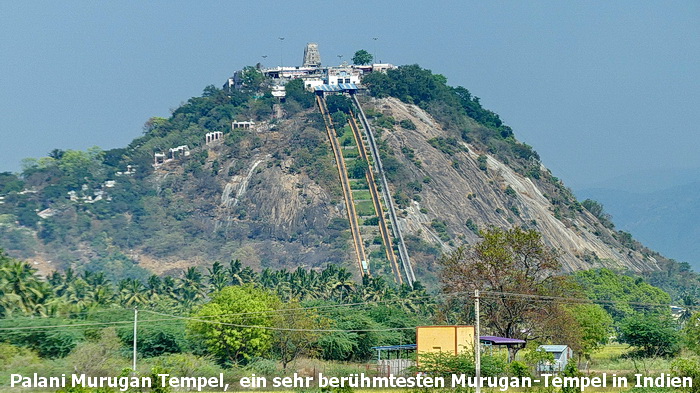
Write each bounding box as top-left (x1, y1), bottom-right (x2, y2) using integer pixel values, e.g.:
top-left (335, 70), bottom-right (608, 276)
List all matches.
top-left (0, 65), bottom-right (667, 284)
top-left (361, 97), bottom-right (659, 274)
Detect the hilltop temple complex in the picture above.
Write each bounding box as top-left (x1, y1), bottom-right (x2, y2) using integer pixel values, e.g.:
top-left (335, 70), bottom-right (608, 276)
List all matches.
top-left (223, 43), bottom-right (395, 97)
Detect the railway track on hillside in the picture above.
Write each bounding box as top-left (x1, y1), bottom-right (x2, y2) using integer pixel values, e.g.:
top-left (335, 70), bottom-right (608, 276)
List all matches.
top-left (316, 95), bottom-right (369, 276)
top-left (348, 113), bottom-right (403, 284)
top-left (351, 94), bottom-right (416, 285)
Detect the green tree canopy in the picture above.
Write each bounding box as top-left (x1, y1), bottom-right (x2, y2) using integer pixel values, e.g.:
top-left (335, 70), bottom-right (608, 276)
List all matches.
top-left (0, 316), bottom-right (81, 358)
top-left (683, 311), bottom-right (700, 356)
top-left (0, 250), bottom-right (52, 317)
top-left (284, 79), bottom-right (315, 108)
top-left (272, 299), bottom-right (327, 369)
top-left (361, 64), bottom-right (528, 154)
top-left (325, 94), bottom-right (353, 114)
top-left (349, 158), bottom-right (368, 179)
top-left (567, 303), bottom-right (614, 358)
top-left (352, 49), bottom-right (373, 65)
top-left (0, 172), bottom-right (24, 194)
top-left (573, 268), bottom-right (672, 322)
top-left (619, 313), bottom-right (680, 357)
top-left (186, 285), bottom-right (280, 365)
top-left (415, 352), bottom-right (506, 378)
top-left (239, 66), bottom-right (264, 91)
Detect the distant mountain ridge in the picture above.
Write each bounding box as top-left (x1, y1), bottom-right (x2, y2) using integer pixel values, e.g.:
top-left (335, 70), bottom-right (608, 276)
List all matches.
top-left (579, 167), bottom-right (700, 193)
top-left (580, 179), bottom-right (700, 269)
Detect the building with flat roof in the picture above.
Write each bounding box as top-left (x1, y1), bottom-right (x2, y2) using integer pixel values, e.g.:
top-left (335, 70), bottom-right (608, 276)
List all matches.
top-left (416, 325), bottom-right (475, 355)
top-left (224, 44), bottom-right (395, 94)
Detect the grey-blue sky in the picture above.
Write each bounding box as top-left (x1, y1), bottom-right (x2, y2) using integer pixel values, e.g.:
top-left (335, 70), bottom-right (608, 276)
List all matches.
top-left (0, 1), bottom-right (698, 191)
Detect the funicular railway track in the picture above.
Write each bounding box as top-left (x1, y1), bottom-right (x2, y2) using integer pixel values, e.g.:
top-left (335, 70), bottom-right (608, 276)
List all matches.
top-left (350, 93), bottom-right (416, 285)
top-left (347, 112), bottom-right (403, 284)
top-left (316, 94), bottom-right (369, 276)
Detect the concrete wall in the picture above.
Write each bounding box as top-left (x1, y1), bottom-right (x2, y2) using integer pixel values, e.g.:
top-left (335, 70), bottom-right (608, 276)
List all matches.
top-left (416, 325), bottom-right (475, 355)
top-left (377, 359), bottom-right (415, 376)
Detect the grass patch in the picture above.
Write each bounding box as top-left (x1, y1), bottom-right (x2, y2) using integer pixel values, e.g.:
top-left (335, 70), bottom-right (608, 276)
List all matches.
top-left (352, 190), bottom-right (372, 200)
top-left (355, 200), bottom-right (376, 216)
top-left (590, 344), bottom-right (630, 361)
top-left (338, 128), bottom-right (356, 146)
top-left (350, 179), bottom-right (368, 189)
top-left (588, 343), bottom-right (677, 376)
top-left (342, 148), bottom-right (359, 158)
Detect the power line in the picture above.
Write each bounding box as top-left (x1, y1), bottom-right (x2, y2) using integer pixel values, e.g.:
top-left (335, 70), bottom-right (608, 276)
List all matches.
top-left (0, 298), bottom-right (426, 332)
top-left (143, 310), bottom-right (415, 333)
top-left (0, 306), bottom-right (145, 321)
top-left (0, 317), bottom-right (174, 331)
top-left (0, 289), bottom-right (686, 332)
top-left (479, 290), bottom-right (679, 309)
top-left (0, 295), bottom-right (433, 331)
top-left (151, 295), bottom-right (435, 320)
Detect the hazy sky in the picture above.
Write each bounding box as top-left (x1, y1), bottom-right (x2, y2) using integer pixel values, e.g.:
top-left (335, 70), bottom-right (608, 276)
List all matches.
top-left (1, 1), bottom-right (698, 191)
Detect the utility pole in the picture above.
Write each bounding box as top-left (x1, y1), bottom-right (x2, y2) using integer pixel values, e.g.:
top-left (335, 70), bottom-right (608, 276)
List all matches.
top-left (373, 37), bottom-right (378, 64)
top-left (132, 307), bottom-right (138, 372)
top-left (278, 37), bottom-right (285, 67)
top-left (474, 290), bottom-right (481, 393)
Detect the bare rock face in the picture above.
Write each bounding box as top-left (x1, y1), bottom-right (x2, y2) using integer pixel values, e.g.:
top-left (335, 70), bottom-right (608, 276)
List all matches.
top-left (370, 97), bottom-right (658, 273)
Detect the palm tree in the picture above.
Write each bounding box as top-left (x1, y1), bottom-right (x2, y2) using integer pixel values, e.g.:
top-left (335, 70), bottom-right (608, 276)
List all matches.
top-left (207, 261), bottom-right (228, 293)
top-left (85, 271), bottom-right (109, 287)
top-left (260, 268), bottom-right (278, 288)
top-left (119, 278), bottom-right (147, 307)
top-left (47, 270), bottom-right (64, 289)
top-left (182, 267), bottom-right (204, 292)
top-left (50, 268), bottom-right (75, 297)
top-left (162, 276), bottom-right (178, 300)
top-left (239, 266), bottom-right (258, 284)
top-left (359, 276), bottom-right (392, 302)
top-left (227, 259), bottom-right (244, 285)
top-left (85, 272), bottom-right (114, 306)
top-left (0, 260), bottom-right (51, 314)
top-left (145, 274), bottom-right (162, 303)
top-left (275, 282), bottom-right (293, 302)
top-left (679, 293), bottom-right (697, 326)
top-left (172, 267), bottom-right (206, 308)
top-left (0, 289), bottom-right (23, 317)
top-left (63, 278), bottom-right (96, 312)
top-left (91, 284), bottom-right (115, 306)
top-left (331, 272), bottom-right (355, 302)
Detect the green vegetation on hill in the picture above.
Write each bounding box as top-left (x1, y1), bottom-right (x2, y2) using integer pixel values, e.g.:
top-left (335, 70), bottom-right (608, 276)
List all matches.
top-left (573, 268), bottom-right (672, 321)
top-left (0, 70), bottom-right (353, 270)
top-left (644, 259), bottom-right (700, 303)
top-left (0, 83), bottom-right (262, 268)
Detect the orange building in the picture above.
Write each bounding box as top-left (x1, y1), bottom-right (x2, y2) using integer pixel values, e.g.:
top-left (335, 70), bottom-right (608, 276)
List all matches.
top-left (416, 325), bottom-right (475, 355)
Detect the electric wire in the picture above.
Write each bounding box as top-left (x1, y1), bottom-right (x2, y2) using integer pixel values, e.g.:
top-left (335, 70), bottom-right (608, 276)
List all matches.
top-left (0, 286), bottom-right (690, 332)
top-left (479, 290), bottom-right (678, 309)
top-left (0, 317), bottom-right (174, 331)
top-left (142, 310), bottom-right (415, 332)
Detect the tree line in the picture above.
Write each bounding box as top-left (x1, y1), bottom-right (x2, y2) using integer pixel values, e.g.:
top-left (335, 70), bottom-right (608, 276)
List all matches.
top-left (3, 225), bottom-right (695, 369)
